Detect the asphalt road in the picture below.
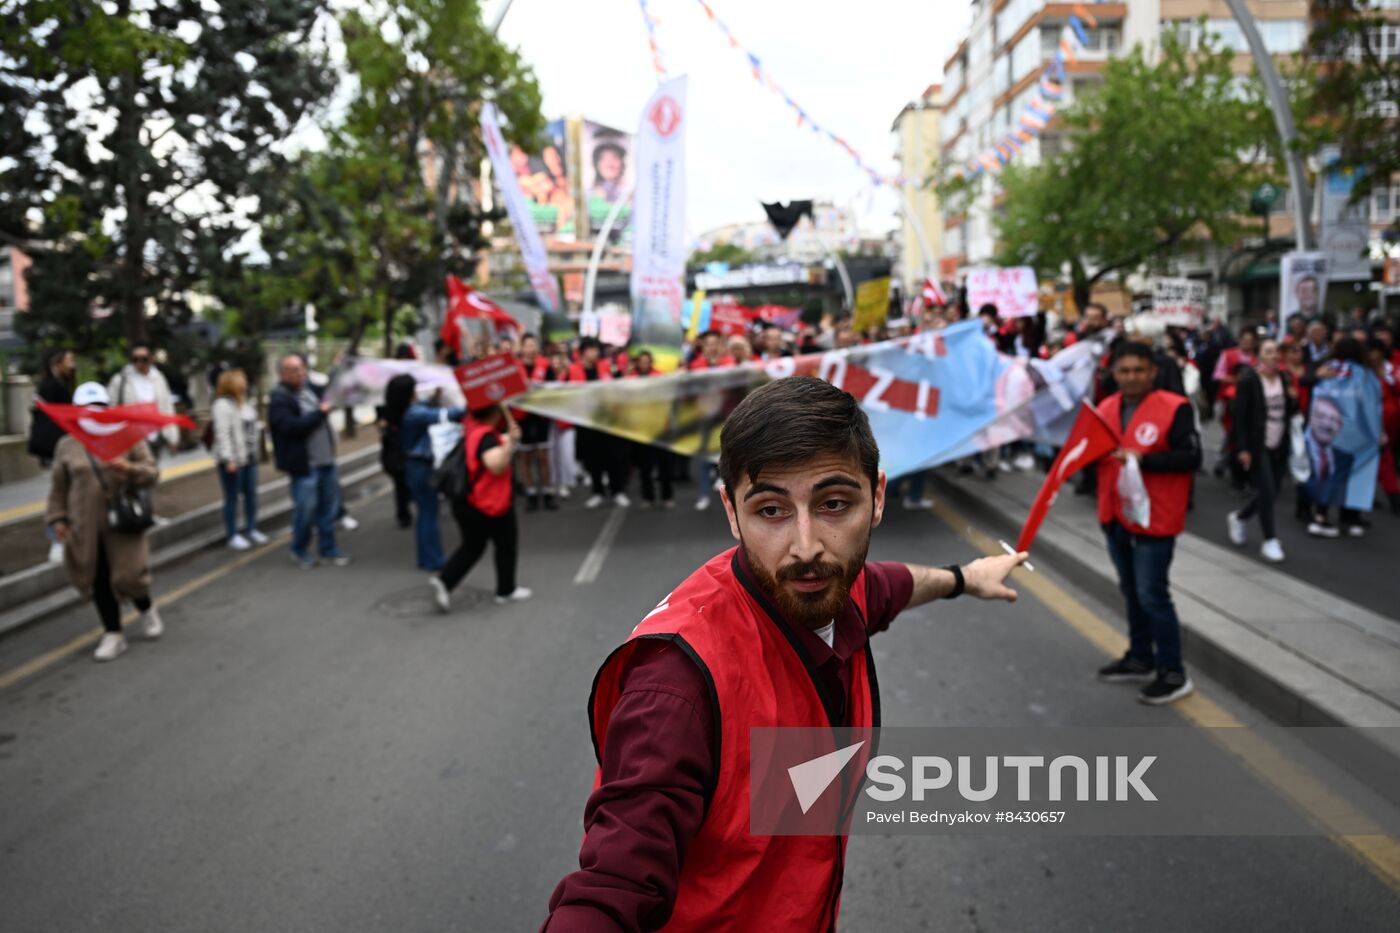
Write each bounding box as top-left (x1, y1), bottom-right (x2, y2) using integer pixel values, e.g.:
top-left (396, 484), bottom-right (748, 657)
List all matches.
top-left (2, 478), bottom-right (1398, 931)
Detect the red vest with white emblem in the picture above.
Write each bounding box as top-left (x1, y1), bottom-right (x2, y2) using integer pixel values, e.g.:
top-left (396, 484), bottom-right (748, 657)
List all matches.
top-left (1096, 390), bottom-right (1193, 536)
top-left (589, 548), bottom-right (878, 932)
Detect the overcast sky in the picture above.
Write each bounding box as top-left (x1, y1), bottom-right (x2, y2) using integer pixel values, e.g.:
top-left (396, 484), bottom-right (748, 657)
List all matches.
top-left (490, 0), bottom-right (970, 238)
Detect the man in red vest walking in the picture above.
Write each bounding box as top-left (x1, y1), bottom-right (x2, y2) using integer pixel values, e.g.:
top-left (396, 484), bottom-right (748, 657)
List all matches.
top-left (543, 376), bottom-right (1027, 931)
top-left (1093, 342), bottom-right (1202, 705)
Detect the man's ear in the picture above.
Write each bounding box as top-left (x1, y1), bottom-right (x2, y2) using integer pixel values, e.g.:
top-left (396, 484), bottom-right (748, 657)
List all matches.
top-left (719, 482), bottom-right (742, 542)
top-left (872, 470), bottom-right (887, 528)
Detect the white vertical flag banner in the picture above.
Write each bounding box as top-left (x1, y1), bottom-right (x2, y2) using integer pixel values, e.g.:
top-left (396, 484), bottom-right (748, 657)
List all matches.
top-left (630, 75), bottom-right (689, 369)
top-left (481, 102), bottom-right (560, 313)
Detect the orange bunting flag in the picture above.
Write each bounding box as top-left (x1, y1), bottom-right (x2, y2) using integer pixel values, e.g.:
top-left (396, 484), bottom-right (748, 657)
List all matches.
top-left (1073, 3), bottom-right (1098, 28)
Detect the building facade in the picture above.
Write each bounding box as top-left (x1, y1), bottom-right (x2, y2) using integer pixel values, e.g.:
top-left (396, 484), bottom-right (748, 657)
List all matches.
top-left (892, 85), bottom-right (944, 296)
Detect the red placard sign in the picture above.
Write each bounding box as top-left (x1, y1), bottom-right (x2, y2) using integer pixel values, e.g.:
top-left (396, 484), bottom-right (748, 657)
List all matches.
top-left (455, 353), bottom-right (529, 410)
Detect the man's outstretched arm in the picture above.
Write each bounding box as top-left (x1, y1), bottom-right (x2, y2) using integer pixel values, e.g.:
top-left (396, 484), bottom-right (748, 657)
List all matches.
top-left (904, 551), bottom-right (1029, 608)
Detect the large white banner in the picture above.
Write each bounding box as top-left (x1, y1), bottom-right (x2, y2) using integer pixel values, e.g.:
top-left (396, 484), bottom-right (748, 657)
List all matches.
top-left (966, 266), bottom-right (1039, 319)
top-left (480, 102), bottom-right (561, 313)
top-left (1150, 277), bottom-right (1208, 329)
top-left (630, 75), bottom-right (689, 367)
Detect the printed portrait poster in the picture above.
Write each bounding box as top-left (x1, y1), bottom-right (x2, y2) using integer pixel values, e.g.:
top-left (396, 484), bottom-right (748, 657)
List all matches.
top-left (1306, 363), bottom-right (1382, 512)
top-left (507, 118), bottom-right (573, 236)
top-left (583, 119), bottom-right (635, 237)
top-left (1280, 252), bottom-right (1328, 331)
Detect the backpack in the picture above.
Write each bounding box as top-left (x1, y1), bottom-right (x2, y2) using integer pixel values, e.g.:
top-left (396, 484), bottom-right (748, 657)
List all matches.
top-left (431, 436), bottom-right (471, 501)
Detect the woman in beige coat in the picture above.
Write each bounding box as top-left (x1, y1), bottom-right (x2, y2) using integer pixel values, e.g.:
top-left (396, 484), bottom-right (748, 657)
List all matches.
top-left (46, 382), bottom-right (164, 662)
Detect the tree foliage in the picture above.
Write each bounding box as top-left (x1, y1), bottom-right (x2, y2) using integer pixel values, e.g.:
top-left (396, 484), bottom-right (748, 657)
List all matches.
top-left (989, 28), bottom-right (1278, 306)
top-left (1307, 0), bottom-right (1400, 228)
top-left (688, 242), bottom-right (756, 269)
top-left (0, 0), bottom-right (335, 359)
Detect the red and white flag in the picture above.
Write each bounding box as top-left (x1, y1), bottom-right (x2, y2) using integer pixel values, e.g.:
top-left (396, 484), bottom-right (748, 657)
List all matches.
top-left (36, 401), bottom-right (194, 462)
top-left (441, 275), bottom-right (523, 358)
top-left (1014, 401), bottom-right (1118, 553)
top-left (922, 277), bottom-right (949, 308)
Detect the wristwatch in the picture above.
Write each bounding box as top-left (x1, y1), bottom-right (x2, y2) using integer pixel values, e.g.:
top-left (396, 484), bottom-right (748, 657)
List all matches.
top-left (942, 563), bottom-right (965, 599)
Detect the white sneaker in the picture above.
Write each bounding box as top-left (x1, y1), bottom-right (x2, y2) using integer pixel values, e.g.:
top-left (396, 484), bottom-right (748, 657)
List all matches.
top-left (227, 534), bottom-right (252, 551)
top-left (1013, 453), bottom-right (1036, 472)
top-left (695, 496), bottom-right (711, 512)
top-left (613, 492), bottom-right (631, 508)
top-left (556, 485), bottom-right (571, 500)
top-left (1260, 538), bottom-right (1285, 562)
top-left (494, 587), bottom-right (533, 605)
top-left (902, 497), bottom-right (934, 510)
top-left (142, 607), bottom-right (164, 640)
top-left (1346, 524), bottom-right (1366, 538)
top-left (247, 529), bottom-right (270, 546)
top-left (1307, 521), bottom-right (1339, 539)
top-left (429, 576), bottom-right (450, 613)
top-left (48, 542), bottom-right (64, 563)
top-left (1226, 511), bottom-right (1247, 546)
top-left (584, 494), bottom-right (606, 509)
top-left (94, 632), bottom-right (128, 662)
top-left (340, 514), bottom-right (360, 531)
top-left (997, 460), bottom-right (1013, 473)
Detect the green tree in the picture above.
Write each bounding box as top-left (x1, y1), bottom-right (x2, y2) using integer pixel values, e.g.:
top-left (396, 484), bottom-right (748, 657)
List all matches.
top-left (689, 242), bottom-right (755, 268)
top-left (968, 29), bottom-right (1277, 307)
top-left (338, 0), bottom-right (544, 293)
top-left (1307, 1), bottom-right (1400, 230)
top-left (0, 0), bottom-right (335, 359)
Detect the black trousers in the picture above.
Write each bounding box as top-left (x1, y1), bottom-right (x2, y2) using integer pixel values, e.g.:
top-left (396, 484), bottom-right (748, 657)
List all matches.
top-left (93, 539), bottom-right (150, 633)
top-left (633, 442), bottom-right (674, 503)
top-left (388, 466), bottom-right (412, 526)
top-left (440, 500), bottom-right (518, 597)
top-left (1237, 445), bottom-right (1286, 539)
top-left (577, 428), bottom-right (628, 497)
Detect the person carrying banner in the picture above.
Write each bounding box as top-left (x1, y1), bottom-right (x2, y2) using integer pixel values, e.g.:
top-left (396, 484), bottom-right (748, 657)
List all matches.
top-left (1227, 339), bottom-right (1296, 562)
top-left (45, 383), bottom-right (164, 662)
top-left (400, 383), bottom-right (466, 572)
top-left (542, 376), bottom-right (1027, 931)
top-left (1095, 342), bottom-right (1201, 705)
top-left (378, 373), bottom-right (417, 529)
top-left (429, 404), bottom-right (531, 612)
top-left (269, 354), bottom-right (350, 569)
top-left (625, 350), bottom-right (675, 509)
top-left (516, 334), bottom-right (558, 512)
top-left (570, 337), bottom-right (630, 509)
top-left (1304, 337), bottom-right (1377, 538)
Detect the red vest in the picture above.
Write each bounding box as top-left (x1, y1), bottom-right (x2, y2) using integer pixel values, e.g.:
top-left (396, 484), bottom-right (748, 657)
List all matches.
top-left (1096, 390), bottom-right (1193, 537)
top-left (589, 548), bottom-right (878, 932)
top-left (567, 361), bottom-right (612, 382)
top-left (465, 421), bottom-right (511, 517)
top-left (687, 354), bottom-right (735, 371)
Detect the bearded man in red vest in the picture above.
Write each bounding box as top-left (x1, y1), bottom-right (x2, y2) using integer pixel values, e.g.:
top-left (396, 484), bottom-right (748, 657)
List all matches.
top-left (542, 376), bottom-right (1028, 932)
top-left (1094, 341), bottom-right (1202, 706)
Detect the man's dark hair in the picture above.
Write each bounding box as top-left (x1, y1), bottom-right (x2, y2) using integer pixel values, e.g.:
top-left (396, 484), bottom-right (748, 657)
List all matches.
top-left (578, 336), bottom-right (602, 354)
top-left (1083, 302), bottom-right (1107, 317)
top-left (470, 403), bottom-right (504, 423)
top-left (520, 332), bottom-right (539, 345)
top-left (1331, 335), bottom-right (1366, 365)
top-left (1113, 341), bottom-right (1156, 365)
top-left (719, 376), bottom-right (880, 495)
top-left (129, 343), bottom-right (151, 358)
top-left (699, 329), bottom-right (721, 341)
top-left (978, 304), bottom-right (999, 319)
top-left (393, 342), bottom-right (415, 360)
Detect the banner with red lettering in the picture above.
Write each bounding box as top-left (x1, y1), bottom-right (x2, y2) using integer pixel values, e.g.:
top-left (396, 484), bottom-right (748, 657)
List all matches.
top-left (967, 267), bottom-right (1039, 319)
top-left (36, 402), bottom-right (195, 462)
top-left (1014, 401), bottom-right (1118, 552)
top-left (514, 320), bottom-right (1104, 478)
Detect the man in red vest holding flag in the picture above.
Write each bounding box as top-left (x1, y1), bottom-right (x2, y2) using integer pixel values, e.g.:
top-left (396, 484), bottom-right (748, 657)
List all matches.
top-left (543, 376), bottom-right (1027, 931)
top-left (1094, 342), bottom-right (1201, 705)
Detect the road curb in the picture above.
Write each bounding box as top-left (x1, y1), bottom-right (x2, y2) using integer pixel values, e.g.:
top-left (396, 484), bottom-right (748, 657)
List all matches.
top-left (0, 447), bottom-right (384, 637)
top-left (927, 470), bottom-right (1400, 732)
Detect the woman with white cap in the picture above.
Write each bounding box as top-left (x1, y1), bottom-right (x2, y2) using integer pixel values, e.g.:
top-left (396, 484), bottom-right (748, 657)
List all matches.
top-left (45, 382), bottom-right (163, 661)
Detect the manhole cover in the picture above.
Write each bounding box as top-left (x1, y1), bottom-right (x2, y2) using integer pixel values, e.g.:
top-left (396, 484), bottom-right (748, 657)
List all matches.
top-left (375, 586), bottom-right (487, 618)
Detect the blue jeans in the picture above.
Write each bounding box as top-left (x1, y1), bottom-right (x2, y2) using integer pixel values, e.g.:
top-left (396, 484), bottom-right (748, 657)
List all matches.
top-left (217, 462), bottom-right (258, 538)
top-left (291, 464), bottom-right (341, 559)
top-left (404, 457), bottom-right (444, 571)
top-left (1103, 520), bottom-right (1183, 673)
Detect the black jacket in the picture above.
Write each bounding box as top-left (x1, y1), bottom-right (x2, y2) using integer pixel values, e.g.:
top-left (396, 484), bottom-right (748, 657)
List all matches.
top-left (27, 374), bottom-right (72, 460)
top-left (1230, 368), bottom-right (1297, 457)
top-left (268, 383), bottom-right (328, 477)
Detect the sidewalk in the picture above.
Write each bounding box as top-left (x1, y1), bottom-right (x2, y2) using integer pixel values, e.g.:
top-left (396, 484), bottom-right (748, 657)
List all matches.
top-left (930, 460), bottom-right (1400, 731)
top-left (0, 414), bottom-right (380, 578)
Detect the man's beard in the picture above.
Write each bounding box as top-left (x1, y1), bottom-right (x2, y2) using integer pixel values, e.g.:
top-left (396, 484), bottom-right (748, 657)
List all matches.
top-left (742, 530), bottom-right (871, 631)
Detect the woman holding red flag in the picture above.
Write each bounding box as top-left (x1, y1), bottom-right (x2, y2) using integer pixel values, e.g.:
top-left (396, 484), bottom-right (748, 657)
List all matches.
top-left (45, 382), bottom-right (164, 662)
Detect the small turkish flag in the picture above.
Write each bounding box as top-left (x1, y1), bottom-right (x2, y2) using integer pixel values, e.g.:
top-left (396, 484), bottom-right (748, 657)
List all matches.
top-left (1014, 402), bottom-right (1118, 553)
top-left (922, 278), bottom-right (948, 308)
top-left (36, 401), bottom-right (195, 462)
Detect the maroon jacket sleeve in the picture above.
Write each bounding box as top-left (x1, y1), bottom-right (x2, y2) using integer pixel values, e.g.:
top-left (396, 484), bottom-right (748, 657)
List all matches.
top-left (542, 641), bottom-right (716, 932)
top-left (864, 560), bottom-right (915, 635)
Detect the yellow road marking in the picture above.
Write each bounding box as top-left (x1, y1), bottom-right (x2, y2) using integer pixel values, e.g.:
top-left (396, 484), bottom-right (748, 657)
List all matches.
top-left (0, 456), bottom-right (215, 525)
top-left (930, 498), bottom-right (1400, 896)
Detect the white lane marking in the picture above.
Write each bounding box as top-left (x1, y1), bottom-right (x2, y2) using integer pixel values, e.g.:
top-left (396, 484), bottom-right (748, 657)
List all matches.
top-left (574, 508), bottom-right (628, 584)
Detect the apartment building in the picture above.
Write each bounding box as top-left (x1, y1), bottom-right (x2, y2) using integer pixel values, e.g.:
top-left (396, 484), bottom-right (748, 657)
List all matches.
top-left (891, 85), bottom-right (944, 295)
top-left (938, 0), bottom-right (1318, 279)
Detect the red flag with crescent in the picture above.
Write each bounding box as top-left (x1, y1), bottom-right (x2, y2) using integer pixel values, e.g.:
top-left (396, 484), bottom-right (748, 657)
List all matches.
top-left (36, 402), bottom-right (195, 462)
top-left (1014, 401), bottom-right (1118, 553)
